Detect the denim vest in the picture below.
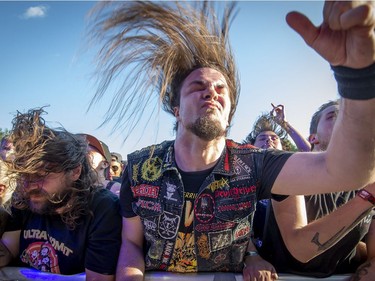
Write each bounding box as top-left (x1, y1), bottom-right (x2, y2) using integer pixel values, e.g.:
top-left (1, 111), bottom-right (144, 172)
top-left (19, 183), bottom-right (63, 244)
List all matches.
top-left (127, 140), bottom-right (271, 272)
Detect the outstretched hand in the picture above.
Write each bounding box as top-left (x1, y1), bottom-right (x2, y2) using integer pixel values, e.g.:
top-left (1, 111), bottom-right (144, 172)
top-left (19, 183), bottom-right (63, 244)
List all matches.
top-left (286, 1), bottom-right (375, 68)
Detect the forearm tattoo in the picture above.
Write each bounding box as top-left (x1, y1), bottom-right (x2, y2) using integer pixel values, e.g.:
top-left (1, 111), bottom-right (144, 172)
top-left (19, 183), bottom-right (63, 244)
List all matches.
top-left (311, 209), bottom-right (372, 252)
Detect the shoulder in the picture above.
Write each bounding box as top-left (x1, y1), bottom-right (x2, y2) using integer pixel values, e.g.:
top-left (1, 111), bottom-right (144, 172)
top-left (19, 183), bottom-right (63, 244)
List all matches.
top-left (128, 140), bottom-right (173, 162)
top-left (225, 139), bottom-right (264, 156)
top-left (90, 188), bottom-right (120, 209)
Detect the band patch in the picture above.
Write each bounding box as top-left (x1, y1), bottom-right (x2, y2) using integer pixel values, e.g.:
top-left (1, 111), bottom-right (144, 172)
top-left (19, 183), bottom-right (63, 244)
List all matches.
top-left (216, 201), bottom-right (252, 213)
top-left (197, 233), bottom-right (210, 260)
top-left (233, 220), bottom-right (250, 240)
top-left (195, 194), bottom-right (214, 223)
top-left (132, 184), bottom-right (159, 198)
top-left (214, 186), bottom-right (256, 199)
top-left (141, 157), bottom-right (162, 181)
top-left (136, 198), bottom-right (161, 212)
top-left (209, 229), bottom-right (232, 252)
top-left (158, 212), bottom-right (180, 239)
top-left (164, 182), bottom-right (178, 202)
top-left (195, 221), bottom-right (236, 232)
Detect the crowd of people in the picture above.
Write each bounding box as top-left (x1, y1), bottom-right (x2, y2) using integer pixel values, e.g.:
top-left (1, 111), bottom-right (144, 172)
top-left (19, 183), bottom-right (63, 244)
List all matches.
top-left (1, 1), bottom-right (375, 281)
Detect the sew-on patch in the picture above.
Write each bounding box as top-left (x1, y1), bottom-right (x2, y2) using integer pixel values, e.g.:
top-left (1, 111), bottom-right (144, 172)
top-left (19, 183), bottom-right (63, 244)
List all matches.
top-left (164, 182), bottom-right (179, 202)
top-left (194, 193), bottom-right (214, 223)
top-left (132, 184), bottom-right (160, 198)
top-left (208, 229), bottom-right (233, 252)
top-left (158, 212), bottom-right (180, 239)
top-left (141, 157), bottom-right (162, 181)
top-left (233, 220), bottom-right (250, 240)
top-left (197, 233), bottom-right (210, 260)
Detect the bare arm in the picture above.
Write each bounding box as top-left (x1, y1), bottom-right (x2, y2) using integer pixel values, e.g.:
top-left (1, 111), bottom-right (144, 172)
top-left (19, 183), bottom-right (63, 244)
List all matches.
top-left (271, 103), bottom-right (311, 152)
top-left (273, 191), bottom-right (373, 262)
top-left (116, 217), bottom-right (145, 281)
top-left (0, 230), bottom-right (20, 267)
top-left (273, 1), bottom-right (375, 195)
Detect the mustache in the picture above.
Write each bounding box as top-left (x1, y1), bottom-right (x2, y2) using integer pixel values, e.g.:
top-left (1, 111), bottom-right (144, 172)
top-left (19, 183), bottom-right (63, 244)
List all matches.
top-left (25, 189), bottom-right (69, 205)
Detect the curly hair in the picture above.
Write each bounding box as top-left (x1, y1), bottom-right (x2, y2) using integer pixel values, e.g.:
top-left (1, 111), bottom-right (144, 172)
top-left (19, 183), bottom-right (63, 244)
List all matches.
top-left (7, 108), bottom-right (98, 230)
top-left (87, 1), bottom-right (240, 138)
top-left (243, 113), bottom-right (295, 151)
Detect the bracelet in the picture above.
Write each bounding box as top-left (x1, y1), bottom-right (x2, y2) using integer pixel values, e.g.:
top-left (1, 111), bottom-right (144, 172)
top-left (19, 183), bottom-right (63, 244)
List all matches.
top-left (243, 251), bottom-right (259, 258)
top-left (332, 63), bottom-right (375, 100)
top-left (357, 189), bottom-right (375, 205)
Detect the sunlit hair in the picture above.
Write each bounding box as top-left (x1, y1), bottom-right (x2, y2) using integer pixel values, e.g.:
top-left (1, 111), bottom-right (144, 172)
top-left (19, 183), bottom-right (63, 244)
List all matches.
top-left (87, 1), bottom-right (240, 138)
top-left (7, 108), bottom-right (98, 230)
top-left (243, 113), bottom-right (294, 151)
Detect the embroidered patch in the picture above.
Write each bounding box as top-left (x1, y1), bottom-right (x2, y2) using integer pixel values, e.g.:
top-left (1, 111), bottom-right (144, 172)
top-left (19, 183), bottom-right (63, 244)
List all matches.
top-left (197, 233), bottom-right (210, 260)
top-left (195, 194), bottom-right (214, 223)
top-left (216, 201), bottom-right (252, 213)
top-left (214, 186), bottom-right (256, 199)
top-left (158, 212), bottom-right (180, 239)
top-left (159, 240), bottom-right (175, 270)
top-left (146, 234), bottom-right (163, 260)
top-left (214, 252), bottom-right (226, 264)
top-left (164, 182), bottom-right (178, 202)
top-left (233, 220), bottom-right (250, 240)
top-left (195, 221), bottom-right (236, 232)
top-left (141, 157), bottom-right (162, 181)
top-left (132, 184), bottom-right (160, 198)
top-left (136, 198), bottom-right (161, 212)
top-left (208, 178), bottom-right (229, 193)
top-left (208, 229), bottom-right (233, 252)
top-left (143, 217), bottom-right (158, 232)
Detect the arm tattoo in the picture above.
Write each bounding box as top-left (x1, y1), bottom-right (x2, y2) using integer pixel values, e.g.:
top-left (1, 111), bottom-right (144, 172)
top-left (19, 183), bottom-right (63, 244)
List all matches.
top-left (311, 209), bottom-right (372, 252)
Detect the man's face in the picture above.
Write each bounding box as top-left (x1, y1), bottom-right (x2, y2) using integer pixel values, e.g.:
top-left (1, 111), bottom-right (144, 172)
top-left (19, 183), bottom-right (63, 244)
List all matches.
top-left (254, 131), bottom-right (283, 150)
top-left (23, 172), bottom-right (72, 214)
top-left (310, 104), bottom-right (339, 151)
top-left (175, 68), bottom-right (231, 141)
top-left (88, 146), bottom-right (107, 171)
top-left (110, 160), bottom-right (122, 177)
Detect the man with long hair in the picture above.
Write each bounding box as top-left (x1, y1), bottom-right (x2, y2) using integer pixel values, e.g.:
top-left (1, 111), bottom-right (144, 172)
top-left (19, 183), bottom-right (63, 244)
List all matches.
top-left (0, 108), bottom-right (122, 280)
top-left (87, 1), bottom-right (375, 280)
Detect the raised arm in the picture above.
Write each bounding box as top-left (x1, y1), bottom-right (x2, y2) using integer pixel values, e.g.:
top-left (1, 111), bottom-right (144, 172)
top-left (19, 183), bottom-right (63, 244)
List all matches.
top-left (116, 217), bottom-right (145, 281)
top-left (270, 103), bottom-right (311, 152)
top-left (273, 183), bottom-right (375, 262)
top-left (273, 1), bottom-right (375, 195)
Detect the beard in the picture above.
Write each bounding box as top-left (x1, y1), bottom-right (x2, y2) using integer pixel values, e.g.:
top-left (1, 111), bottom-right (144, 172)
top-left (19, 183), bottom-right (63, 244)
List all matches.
top-left (187, 114), bottom-right (226, 141)
top-left (26, 189), bottom-right (70, 215)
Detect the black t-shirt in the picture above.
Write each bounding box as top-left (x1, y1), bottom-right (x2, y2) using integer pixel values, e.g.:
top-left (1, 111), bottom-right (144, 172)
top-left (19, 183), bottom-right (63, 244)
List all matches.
top-left (258, 193), bottom-right (373, 277)
top-left (5, 188), bottom-right (122, 275)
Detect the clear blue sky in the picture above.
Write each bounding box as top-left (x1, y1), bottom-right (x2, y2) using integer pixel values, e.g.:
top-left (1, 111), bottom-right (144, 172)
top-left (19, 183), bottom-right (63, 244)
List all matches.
top-left (0, 1), bottom-right (338, 158)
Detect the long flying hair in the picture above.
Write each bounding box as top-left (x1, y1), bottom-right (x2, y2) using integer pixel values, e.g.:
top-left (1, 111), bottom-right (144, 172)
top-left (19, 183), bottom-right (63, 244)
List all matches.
top-left (87, 1), bottom-right (240, 138)
top-left (7, 108), bottom-right (98, 230)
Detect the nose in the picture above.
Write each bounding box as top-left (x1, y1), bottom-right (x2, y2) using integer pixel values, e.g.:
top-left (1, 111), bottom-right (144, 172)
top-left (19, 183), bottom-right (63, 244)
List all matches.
top-left (203, 84), bottom-right (218, 100)
top-left (265, 137), bottom-right (273, 143)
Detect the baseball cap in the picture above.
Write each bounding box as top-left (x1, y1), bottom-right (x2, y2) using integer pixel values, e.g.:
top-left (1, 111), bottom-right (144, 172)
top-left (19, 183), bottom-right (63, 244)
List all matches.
top-left (111, 152), bottom-right (123, 163)
top-left (78, 134), bottom-right (111, 164)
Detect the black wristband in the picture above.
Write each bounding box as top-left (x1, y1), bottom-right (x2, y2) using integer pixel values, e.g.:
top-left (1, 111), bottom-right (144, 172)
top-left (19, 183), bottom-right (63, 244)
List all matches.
top-left (332, 63), bottom-right (375, 100)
